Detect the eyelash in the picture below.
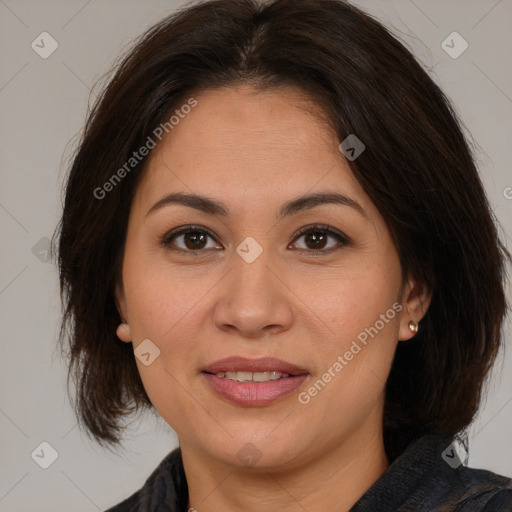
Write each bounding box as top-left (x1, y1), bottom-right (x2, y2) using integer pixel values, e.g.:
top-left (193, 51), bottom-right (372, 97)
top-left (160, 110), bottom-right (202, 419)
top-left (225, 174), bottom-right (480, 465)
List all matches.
top-left (160, 224), bottom-right (350, 256)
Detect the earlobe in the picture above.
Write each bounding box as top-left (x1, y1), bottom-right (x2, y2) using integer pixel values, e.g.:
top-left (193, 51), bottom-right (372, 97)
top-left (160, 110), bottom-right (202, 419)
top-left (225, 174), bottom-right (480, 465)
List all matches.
top-left (398, 277), bottom-right (432, 341)
top-left (116, 322), bottom-right (132, 342)
top-left (114, 281), bottom-right (132, 342)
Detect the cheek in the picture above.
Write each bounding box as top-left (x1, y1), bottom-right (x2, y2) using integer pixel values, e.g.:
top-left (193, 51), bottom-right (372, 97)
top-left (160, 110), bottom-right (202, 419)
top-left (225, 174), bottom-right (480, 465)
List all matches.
top-left (298, 281), bottom-right (400, 430)
top-left (297, 262), bottom-right (401, 394)
top-left (296, 262), bottom-right (401, 342)
top-left (122, 255), bottom-right (222, 349)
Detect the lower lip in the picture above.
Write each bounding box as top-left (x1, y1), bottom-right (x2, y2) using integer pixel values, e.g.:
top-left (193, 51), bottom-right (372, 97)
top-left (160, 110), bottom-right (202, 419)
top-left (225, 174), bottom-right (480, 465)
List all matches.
top-left (202, 372), bottom-right (309, 406)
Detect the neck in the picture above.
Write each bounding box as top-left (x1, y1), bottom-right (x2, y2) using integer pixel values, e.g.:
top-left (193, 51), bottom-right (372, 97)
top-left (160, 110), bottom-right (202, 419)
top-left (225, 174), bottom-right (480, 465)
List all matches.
top-left (181, 423), bottom-right (389, 512)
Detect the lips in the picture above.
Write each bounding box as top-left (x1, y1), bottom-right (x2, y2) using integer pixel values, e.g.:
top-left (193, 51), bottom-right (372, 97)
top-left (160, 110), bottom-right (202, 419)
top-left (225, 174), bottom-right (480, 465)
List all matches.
top-left (201, 356), bottom-right (310, 406)
top-left (202, 356), bottom-right (309, 376)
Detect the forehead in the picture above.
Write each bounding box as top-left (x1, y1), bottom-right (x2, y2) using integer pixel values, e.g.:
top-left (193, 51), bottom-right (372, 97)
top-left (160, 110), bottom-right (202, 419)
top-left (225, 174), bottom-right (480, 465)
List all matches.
top-left (135, 85), bottom-right (368, 212)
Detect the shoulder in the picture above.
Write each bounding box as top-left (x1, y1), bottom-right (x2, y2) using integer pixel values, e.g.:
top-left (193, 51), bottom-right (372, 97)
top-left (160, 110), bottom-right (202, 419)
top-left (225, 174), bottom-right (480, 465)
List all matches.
top-left (352, 434), bottom-right (512, 512)
top-left (103, 447), bottom-right (186, 512)
top-left (449, 465), bottom-right (512, 511)
top-left (411, 435), bottom-right (512, 510)
top-left (480, 489), bottom-right (512, 511)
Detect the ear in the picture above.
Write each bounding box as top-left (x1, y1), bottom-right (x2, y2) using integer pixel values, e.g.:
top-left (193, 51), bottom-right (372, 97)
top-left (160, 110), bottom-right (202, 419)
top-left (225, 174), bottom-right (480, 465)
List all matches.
top-left (398, 277), bottom-right (432, 341)
top-left (114, 281), bottom-right (132, 343)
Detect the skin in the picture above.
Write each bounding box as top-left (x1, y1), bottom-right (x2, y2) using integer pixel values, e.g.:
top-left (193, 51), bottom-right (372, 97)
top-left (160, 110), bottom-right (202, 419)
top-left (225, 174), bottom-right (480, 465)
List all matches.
top-left (115, 85), bottom-right (431, 512)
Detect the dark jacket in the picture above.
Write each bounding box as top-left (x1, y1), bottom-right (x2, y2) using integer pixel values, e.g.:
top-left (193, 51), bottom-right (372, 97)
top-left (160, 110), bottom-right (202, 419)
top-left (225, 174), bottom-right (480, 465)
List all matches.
top-left (105, 435), bottom-right (512, 511)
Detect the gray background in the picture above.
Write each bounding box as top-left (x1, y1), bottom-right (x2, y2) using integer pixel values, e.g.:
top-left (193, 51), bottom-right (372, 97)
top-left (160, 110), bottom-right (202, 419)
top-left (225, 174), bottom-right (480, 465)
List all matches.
top-left (0, 0), bottom-right (511, 510)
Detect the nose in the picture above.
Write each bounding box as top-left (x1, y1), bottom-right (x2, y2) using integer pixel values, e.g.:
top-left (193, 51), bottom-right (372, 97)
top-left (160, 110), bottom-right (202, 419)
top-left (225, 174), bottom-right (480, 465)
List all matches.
top-left (213, 249), bottom-right (294, 339)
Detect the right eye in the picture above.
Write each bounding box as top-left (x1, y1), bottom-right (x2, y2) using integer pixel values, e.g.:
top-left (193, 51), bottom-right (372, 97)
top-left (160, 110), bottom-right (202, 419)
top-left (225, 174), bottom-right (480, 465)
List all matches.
top-left (161, 225), bottom-right (223, 253)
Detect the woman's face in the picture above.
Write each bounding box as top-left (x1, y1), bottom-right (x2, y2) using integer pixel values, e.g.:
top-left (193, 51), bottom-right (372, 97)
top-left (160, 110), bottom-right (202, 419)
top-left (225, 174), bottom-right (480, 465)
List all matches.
top-left (116, 85), bottom-right (426, 469)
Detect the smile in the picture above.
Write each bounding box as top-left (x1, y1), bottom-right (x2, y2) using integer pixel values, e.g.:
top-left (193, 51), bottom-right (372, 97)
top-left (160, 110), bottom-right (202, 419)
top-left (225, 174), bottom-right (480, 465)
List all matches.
top-left (213, 371), bottom-right (290, 382)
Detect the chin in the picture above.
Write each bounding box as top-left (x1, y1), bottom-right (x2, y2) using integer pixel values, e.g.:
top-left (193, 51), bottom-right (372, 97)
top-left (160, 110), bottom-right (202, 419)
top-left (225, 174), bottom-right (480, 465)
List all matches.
top-left (202, 433), bottom-right (307, 471)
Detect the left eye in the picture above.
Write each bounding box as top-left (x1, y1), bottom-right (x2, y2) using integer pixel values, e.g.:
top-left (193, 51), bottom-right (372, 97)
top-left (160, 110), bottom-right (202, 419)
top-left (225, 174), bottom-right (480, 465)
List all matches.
top-left (290, 225), bottom-right (349, 253)
top-left (161, 224), bottom-right (349, 254)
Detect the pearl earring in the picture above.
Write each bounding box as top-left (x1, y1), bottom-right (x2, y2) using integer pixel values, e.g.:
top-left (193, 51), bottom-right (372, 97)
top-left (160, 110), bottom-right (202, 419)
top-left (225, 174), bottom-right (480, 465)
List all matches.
top-left (408, 320), bottom-right (418, 333)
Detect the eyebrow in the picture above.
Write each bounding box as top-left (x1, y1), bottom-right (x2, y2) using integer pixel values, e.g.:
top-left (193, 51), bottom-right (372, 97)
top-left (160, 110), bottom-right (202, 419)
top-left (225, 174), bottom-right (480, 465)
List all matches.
top-left (146, 191), bottom-right (366, 219)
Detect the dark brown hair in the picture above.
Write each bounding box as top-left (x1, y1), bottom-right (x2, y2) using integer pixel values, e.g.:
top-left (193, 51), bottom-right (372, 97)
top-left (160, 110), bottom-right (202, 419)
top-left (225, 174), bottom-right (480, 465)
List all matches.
top-left (54, 0), bottom-right (510, 460)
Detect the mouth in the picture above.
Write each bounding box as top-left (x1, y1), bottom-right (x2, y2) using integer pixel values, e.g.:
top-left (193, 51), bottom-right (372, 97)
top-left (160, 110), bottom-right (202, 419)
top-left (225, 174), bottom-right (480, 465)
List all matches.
top-left (206, 370), bottom-right (298, 382)
top-left (202, 356), bottom-right (309, 376)
top-left (201, 356), bottom-right (310, 406)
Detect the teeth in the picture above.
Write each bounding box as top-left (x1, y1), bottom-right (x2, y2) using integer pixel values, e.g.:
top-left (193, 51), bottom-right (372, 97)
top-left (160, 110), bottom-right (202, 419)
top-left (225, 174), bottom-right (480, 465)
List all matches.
top-left (215, 371), bottom-right (290, 382)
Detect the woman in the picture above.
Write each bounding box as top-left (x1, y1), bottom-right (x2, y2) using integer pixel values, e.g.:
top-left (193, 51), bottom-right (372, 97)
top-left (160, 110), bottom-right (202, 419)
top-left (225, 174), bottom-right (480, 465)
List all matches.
top-left (54, 0), bottom-right (512, 510)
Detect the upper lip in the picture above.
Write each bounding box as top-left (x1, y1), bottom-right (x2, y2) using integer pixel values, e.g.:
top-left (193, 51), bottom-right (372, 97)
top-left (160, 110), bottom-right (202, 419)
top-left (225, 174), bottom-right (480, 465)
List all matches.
top-left (202, 356), bottom-right (309, 375)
